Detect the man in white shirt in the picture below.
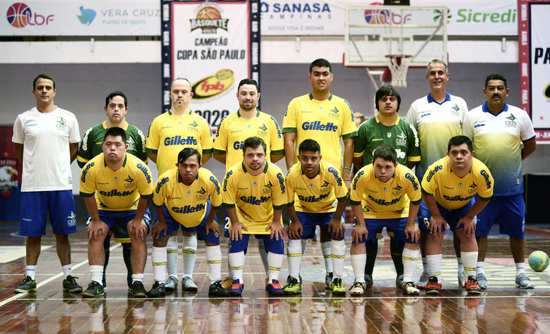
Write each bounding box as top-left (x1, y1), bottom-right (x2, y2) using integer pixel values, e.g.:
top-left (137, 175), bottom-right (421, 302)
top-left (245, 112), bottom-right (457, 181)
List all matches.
top-left (12, 74), bottom-right (82, 294)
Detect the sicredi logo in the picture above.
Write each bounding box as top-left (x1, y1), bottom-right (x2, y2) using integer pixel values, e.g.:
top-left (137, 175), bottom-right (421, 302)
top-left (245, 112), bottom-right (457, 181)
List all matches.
top-left (6, 2), bottom-right (54, 28)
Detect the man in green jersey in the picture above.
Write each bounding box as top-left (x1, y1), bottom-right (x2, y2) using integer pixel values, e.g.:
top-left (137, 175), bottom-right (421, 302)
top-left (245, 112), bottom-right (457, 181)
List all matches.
top-left (353, 85), bottom-right (420, 289)
top-left (77, 91), bottom-right (148, 288)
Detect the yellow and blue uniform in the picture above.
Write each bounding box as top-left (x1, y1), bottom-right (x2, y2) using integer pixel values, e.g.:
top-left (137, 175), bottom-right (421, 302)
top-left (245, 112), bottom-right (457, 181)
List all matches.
top-left (214, 110), bottom-right (284, 170)
top-left (283, 94), bottom-right (357, 170)
top-left (80, 153), bottom-right (154, 239)
top-left (222, 161), bottom-right (287, 254)
top-left (350, 164), bottom-right (421, 243)
top-left (420, 156), bottom-right (494, 232)
top-left (146, 110), bottom-right (212, 175)
top-left (286, 160), bottom-right (348, 239)
top-left (464, 102), bottom-right (535, 238)
top-left (153, 167), bottom-right (222, 243)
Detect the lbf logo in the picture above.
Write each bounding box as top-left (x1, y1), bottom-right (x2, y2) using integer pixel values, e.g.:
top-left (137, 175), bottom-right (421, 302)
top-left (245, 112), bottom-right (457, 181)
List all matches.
top-left (6, 2), bottom-right (54, 28)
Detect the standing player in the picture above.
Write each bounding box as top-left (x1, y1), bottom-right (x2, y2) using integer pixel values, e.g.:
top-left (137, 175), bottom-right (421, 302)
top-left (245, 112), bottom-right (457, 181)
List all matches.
top-left (354, 85), bottom-right (420, 288)
top-left (406, 59), bottom-right (469, 286)
top-left (80, 127), bottom-right (153, 297)
top-left (283, 139), bottom-right (348, 296)
top-left (283, 58), bottom-right (357, 287)
top-left (77, 91), bottom-right (147, 288)
top-left (213, 78), bottom-right (284, 276)
top-left (147, 78), bottom-right (213, 293)
top-left (12, 74), bottom-right (82, 294)
top-left (463, 74), bottom-right (537, 289)
top-left (147, 148), bottom-right (225, 297)
top-left (222, 137), bottom-right (287, 297)
top-left (349, 145), bottom-right (422, 296)
top-left (420, 136), bottom-right (493, 295)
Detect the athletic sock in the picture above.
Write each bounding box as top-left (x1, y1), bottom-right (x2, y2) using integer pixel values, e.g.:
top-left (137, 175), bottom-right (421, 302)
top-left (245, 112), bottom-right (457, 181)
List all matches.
top-left (206, 245), bottom-right (222, 282)
top-left (426, 254), bottom-right (442, 279)
top-left (90, 265), bottom-right (103, 285)
top-left (321, 241), bottom-right (333, 274)
top-left (267, 252), bottom-right (284, 282)
top-left (402, 247), bottom-right (421, 283)
top-left (476, 261), bottom-right (485, 275)
top-left (62, 264), bottom-right (72, 279)
top-left (229, 251), bottom-right (245, 282)
top-left (287, 239), bottom-right (302, 279)
top-left (351, 254), bottom-right (367, 283)
top-left (182, 234), bottom-right (197, 278)
top-left (167, 235), bottom-right (179, 279)
top-left (461, 251), bottom-right (478, 279)
top-left (331, 239), bottom-right (346, 279)
top-left (516, 262), bottom-right (526, 275)
top-left (152, 246), bottom-right (168, 283)
top-left (132, 273), bottom-right (144, 284)
top-left (26, 265), bottom-right (37, 280)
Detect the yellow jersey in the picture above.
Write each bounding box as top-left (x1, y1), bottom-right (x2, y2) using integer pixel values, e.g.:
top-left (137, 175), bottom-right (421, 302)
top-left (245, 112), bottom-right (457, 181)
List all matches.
top-left (286, 160), bottom-right (348, 213)
top-left (350, 164), bottom-right (421, 219)
top-left (153, 167), bottom-right (222, 228)
top-left (146, 110), bottom-right (212, 175)
top-left (213, 110), bottom-right (284, 169)
top-left (282, 94), bottom-right (357, 169)
top-left (222, 162), bottom-right (287, 234)
top-left (80, 153), bottom-right (154, 211)
top-left (421, 156), bottom-right (494, 210)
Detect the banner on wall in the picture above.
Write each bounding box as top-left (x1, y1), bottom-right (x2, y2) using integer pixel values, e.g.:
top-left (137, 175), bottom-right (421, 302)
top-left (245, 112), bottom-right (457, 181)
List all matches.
top-left (519, 0), bottom-right (550, 143)
top-left (161, 0), bottom-right (260, 132)
top-left (0, 125), bottom-right (20, 222)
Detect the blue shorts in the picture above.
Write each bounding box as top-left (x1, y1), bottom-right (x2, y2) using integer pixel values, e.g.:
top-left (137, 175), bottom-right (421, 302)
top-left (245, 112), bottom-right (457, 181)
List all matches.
top-left (229, 234), bottom-right (284, 254)
top-left (19, 190), bottom-right (77, 237)
top-left (364, 217), bottom-right (413, 244)
top-left (476, 194), bottom-right (525, 239)
top-left (296, 212), bottom-right (333, 239)
top-left (94, 209), bottom-right (151, 243)
top-left (159, 205), bottom-right (219, 245)
top-left (418, 200), bottom-right (474, 233)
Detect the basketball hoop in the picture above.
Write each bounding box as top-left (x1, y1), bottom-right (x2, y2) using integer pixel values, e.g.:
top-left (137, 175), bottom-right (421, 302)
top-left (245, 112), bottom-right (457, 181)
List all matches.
top-left (384, 55), bottom-right (412, 87)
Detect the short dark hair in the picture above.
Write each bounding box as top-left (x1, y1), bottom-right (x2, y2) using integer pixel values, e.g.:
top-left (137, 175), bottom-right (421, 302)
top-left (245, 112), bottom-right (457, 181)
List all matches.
top-left (33, 73), bottom-right (56, 90)
top-left (447, 135), bottom-right (473, 152)
top-left (177, 147), bottom-right (201, 165)
top-left (103, 126), bottom-right (126, 142)
top-left (375, 85), bottom-right (401, 112)
top-left (238, 79), bottom-right (260, 92)
top-left (242, 136), bottom-right (266, 154)
top-left (309, 58), bottom-right (332, 73)
top-left (372, 144), bottom-right (397, 165)
top-left (484, 73), bottom-right (507, 89)
top-left (105, 91), bottom-right (128, 109)
top-left (298, 139), bottom-right (321, 154)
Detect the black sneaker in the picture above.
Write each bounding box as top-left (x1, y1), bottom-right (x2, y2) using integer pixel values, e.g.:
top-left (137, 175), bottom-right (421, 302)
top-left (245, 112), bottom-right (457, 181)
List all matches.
top-left (129, 281), bottom-right (147, 298)
top-left (63, 275), bottom-right (83, 294)
top-left (147, 281), bottom-right (166, 298)
top-left (82, 281), bottom-right (105, 298)
top-left (208, 280), bottom-right (227, 297)
top-left (15, 276), bottom-right (37, 294)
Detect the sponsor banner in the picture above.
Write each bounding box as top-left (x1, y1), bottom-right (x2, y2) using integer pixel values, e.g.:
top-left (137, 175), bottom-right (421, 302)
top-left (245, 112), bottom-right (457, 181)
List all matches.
top-left (0, 125), bottom-right (20, 221)
top-left (164, 1), bottom-right (260, 132)
top-left (0, 0), bottom-right (159, 36)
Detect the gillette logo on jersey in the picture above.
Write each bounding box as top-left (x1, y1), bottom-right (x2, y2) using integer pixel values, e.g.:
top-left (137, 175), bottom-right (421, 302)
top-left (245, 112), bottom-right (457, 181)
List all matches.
top-left (172, 203), bottom-right (205, 214)
top-left (233, 141), bottom-right (244, 150)
top-left (164, 136), bottom-right (198, 146)
top-left (302, 121), bottom-right (338, 131)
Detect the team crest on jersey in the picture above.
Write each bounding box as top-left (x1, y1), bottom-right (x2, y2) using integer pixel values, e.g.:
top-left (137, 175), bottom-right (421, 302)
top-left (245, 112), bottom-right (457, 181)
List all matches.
top-left (196, 187), bottom-right (208, 200)
top-left (452, 104), bottom-right (460, 112)
top-left (392, 184), bottom-right (403, 196)
top-left (66, 211), bottom-right (77, 227)
top-left (189, 120), bottom-right (199, 129)
top-left (127, 137), bottom-right (136, 151)
top-left (124, 175), bottom-right (134, 188)
top-left (396, 132), bottom-right (406, 146)
top-left (505, 114), bottom-right (517, 127)
top-left (386, 132), bottom-right (392, 138)
top-left (329, 107), bottom-right (340, 118)
top-left (56, 117), bottom-right (66, 129)
top-left (257, 123), bottom-right (268, 136)
top-left (321, 180), bottom-right (330, 189)
top-left (263, 181), bottom-right (273, 194)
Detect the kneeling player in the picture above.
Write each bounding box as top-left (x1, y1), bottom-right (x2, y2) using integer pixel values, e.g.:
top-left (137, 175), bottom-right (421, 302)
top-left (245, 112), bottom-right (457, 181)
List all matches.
top-left (81, 127), bottom-right (153, 298)
top-left (420, 136), bottom-right (493, 295)
top-left (223, 137), bottom-right (287, 297)
top-left (284, 139), bottom-right (348, 296)
top-left (147, 148), bottom-right (224, 297)
top-left (349, 145), bottom-right (422, 296)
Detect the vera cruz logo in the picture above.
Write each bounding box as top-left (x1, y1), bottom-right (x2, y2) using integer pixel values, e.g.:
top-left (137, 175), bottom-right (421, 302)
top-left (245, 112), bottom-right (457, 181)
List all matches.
top-left (190, 4), bottom-right (228, 34)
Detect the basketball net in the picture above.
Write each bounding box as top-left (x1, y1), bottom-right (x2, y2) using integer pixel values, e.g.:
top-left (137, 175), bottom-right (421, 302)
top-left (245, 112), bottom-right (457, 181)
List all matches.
top-left (386, 55), bottom-right (411, 88)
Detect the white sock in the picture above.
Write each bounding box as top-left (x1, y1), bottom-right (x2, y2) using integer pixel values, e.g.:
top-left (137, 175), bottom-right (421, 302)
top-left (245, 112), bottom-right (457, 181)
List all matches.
top-left (321, 241), bottom-right (333, 274)
top-left (402, 248), bottom-right (421, 283)
top-left (153, 246), bottom-right (168, 283)
top-left (457, 257), bottom-right (464, 273)
top-left (62, 264), bottom-right (72, 278)
top-left (287, 239), bottom-right (302, 278)
top-left (331, 239), bottom-right (346, 279)
top-left (516, 262), bottom-right (526, 275)
top-left (229, 251), bottom-right (245, 282)
top-left (476, 261), bottom-right (485, 275)
top-left (206, 245), bottom-right (222, 282)
top-left (426, 254), bottom-right (442, 279)
top-left (351, 254), bottom-right (366, 283)
top-left (258, 240), bottom-right (269, 274)
top-left (268, 252), bottom-right (284, 281)
top-left (182, 234), bottom-right (197, 278)
top-left (90, 265), bottom-right (103, 285)
top-left (461, 251), bottom-right (478, 279)
top-left (132, 273), bottom-right (144, 283)
top-left (26, 265), bottom-right (36, 280)
top-left (167, 236), bottom-right (179, 279)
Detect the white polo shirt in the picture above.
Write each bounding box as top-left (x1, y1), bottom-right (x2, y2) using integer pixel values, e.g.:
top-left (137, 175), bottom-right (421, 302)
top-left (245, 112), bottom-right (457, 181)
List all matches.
top-left (12, 107), bottom-right (81, 192)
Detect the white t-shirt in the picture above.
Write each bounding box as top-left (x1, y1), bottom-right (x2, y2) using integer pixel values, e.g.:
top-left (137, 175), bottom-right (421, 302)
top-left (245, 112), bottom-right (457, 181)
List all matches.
top-left (12, 107), bottom-right (81, 192)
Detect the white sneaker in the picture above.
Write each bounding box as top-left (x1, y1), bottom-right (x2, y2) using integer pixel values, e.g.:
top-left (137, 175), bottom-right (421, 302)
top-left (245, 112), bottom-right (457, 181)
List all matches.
top-left (182, 276), bottom-right (198, 292)
top-left (164, 276), bottom-right (178, 293)
top-left (402, 282), bottom-right (420, 296)
top-left (349, 281), bottom-right (366, 297)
